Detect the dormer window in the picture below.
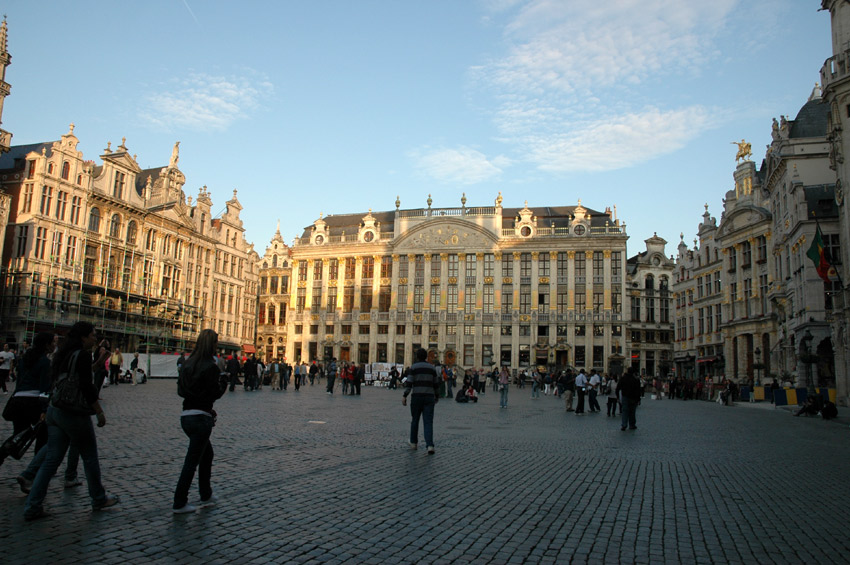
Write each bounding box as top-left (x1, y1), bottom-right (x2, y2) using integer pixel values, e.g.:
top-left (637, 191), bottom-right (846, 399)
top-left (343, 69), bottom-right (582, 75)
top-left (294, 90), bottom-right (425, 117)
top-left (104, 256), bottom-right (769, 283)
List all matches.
top-left (61, 162), bottom-right (70, 180)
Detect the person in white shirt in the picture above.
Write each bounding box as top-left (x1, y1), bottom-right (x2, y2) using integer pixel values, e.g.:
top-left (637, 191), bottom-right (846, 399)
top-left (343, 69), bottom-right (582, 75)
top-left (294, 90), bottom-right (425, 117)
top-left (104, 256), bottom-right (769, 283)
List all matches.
top-left (574, 369), bottom-right (588, 414)
top-left (588, 370), bottom-right (602, 412)
top-left (0, 343), bottom-right (15, 394)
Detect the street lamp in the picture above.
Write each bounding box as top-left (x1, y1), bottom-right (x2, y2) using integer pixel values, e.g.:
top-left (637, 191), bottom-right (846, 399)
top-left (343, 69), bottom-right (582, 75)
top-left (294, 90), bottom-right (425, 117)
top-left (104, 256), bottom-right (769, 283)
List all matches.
top-left (754, 347), bottom-right (761, 386)
top-left (800, 329), bottom-right (815, 394)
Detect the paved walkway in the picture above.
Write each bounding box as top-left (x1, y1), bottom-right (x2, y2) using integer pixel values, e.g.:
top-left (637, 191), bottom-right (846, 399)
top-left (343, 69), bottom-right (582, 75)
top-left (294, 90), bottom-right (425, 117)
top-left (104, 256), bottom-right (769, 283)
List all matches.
top-left (1, 380), bottom-right (847, 564)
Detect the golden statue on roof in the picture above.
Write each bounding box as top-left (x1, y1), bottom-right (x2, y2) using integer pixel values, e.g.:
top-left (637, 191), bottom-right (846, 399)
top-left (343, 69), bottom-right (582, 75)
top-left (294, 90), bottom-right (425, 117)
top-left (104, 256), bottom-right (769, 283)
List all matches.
top-left (732, 139), bottom-right (752, 163)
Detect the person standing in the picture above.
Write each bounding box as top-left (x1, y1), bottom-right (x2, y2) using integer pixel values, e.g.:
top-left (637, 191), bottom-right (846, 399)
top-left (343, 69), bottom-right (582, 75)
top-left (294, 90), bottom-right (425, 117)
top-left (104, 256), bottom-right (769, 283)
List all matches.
top-left (226, 355), bottom-right (241, 392)
top-left (353, 364), bottom-right (363, 395)
top-left (109, 348), bottom-right (123, 385)
top-left (498, 367), bottom-right (510, 408)
top-left (402, 348), bottom-right (440, 454)
top-left (176, 351), bottom-right (186, 376)
top-left (588, 369), bottom-right (602, 413)
top-left (23, 322), bottom-right (120, 521)
top-left (606, 374), bottom-right (619, 417)
top-left (309, 361), bottom-right (318, 386)
top-left (173, 329), bottom-right (228, 514)
top-left (0, 343), bottom-right (15, 394)
top-left (617, 368), bottom-right (642, 431)
top-left (531, 370), bottom-right (541, 398)
top-left (560, 370), bottom-right (575, 412)
top-left (574, 369), bottom-right (588, 415)
top-left (326, 358), bottom-right (338, 394)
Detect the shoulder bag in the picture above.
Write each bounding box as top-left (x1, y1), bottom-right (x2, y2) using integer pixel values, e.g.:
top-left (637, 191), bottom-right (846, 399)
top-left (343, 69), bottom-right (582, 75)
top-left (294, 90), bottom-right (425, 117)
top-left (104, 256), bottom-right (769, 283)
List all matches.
top-left (51, 351), bottom-right (94, 415)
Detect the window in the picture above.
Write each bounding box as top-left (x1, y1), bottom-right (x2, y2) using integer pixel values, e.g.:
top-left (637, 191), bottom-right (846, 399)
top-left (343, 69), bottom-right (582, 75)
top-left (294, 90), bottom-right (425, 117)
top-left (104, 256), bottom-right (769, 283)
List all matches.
top-left (501, 285), bottom-right (512, 312)
top-left (113, 171), bottom-right (125, 198)
top-left (55, 191), bottom-right (67, 221)
top-left (70, 196), bottom-right (82, 225)
top-left (65, 235), bottom-right (77, 265)
top-left (483, 285), bottom-right (494, 314)
top-left (312, 288), bottom-right (323, 313)
top-left (593, 292), bottom-right (604, 313)
top-left (362, 256), bottom-right (374, 279)
top-left (431, 254), bottom-right (441, 278)
top-left (329, 259), bottom-right (339, 280)
top-left (448, 285), bottom-right (458, 311)
top-left (414, 255), bottom-right (425, 280)
top-left (557, 252), bottom-right (568, 278)
top-left (361, 286), bottom-right (373, 311)
top-left (501, 254), bottom-right (513, 277)
top-left (519, 285), bottom-right (531, 314)
top-left (21, 184), bottom-right (33, 213)
top-left (34, 227), bottom-right (48, 260)
top-left (728, 247), bottom-right (737, 272)
top-left (413, 285), bottom-right (424, 313)
top-left (483, 253), bottom-right (494, 277)
top-left (88, 207), bottom-right (101, 232)
top-left (345, 258), bottom-right (356, 279)
top-left (296, 288), bottom-right (306, 313)
top-left (575, 289), bottom-right (585, 314)
top-left (824, 233), bottom-right (841, 265)
top-left (327, 287), bottom-right (337, 313)
top-left (539, 253), bottom-right (550, 277)
top-left (313, 259), bottom-right (323, 280)
top-left (631, 297), bottom-right (641, 321)
top-left (398, 285), bottom-right (407, 311)
top-left (379, 286), bottom-right (391, 312)
top-left (109, 214), bottom-right (121, 238)
top-left (593, 252), bottom-right (604, 279)
top-left (611, 252), bottom-right (621, 277)
top-left (381, 256), bottom-right (392, 278)
top-left (575, 253), bottom-right (585, 278)
top-left (343, 287), bottom-right (354, 312)
top-left (756, 236), bottom-right (767, 263)
top-left (520, 253), bottom-right (531, 277)
top-left (538, 287), bottom-right (549, 314)
top-left (40, 185), bottom-right (53, 215)
top-left (61, 161), bottom-right (70, 180)
top-left (298, 261), bottom-right (308, 282)
top-left (15, 226), bottom-right (28, 256)
top-left (429, 286), bottom-right (440, 313)
top-left (465, 285), bottom-right (476, 311)
top-left (557, 287), bottom-right (568, 313)
top-left (742, 241), bottom-right (752, 268)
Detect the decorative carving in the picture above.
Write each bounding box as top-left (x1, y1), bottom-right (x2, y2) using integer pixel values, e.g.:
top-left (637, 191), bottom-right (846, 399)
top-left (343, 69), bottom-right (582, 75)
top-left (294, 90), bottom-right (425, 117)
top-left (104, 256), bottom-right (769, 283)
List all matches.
top-left (431, 277), bottom-right (440, 285)
top-left (502, 277), bottom-right (512, 284)
top-left (603, 250), bottom-right (612, 259)
top-left (399, 277), bottom-right (408, 285)
top-left (539, 277), bottom-right (550, 284)
top-left (484, 276), bottom-right (494, 284)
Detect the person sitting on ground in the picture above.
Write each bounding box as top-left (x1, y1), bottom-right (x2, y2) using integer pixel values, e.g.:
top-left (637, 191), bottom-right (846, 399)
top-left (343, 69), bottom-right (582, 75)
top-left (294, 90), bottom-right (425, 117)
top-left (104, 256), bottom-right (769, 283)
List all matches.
top-left (794, 397), bottom-right (819, 417)
top-left (465, 385), bottom-right (478, 403)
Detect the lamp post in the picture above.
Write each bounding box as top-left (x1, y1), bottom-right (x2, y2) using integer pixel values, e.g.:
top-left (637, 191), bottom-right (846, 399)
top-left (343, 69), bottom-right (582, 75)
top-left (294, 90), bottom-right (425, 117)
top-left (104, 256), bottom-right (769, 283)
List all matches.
top-left (800, 329), bottom-right (815, 394)
top-left (754, 347), bottom-right (761, 386)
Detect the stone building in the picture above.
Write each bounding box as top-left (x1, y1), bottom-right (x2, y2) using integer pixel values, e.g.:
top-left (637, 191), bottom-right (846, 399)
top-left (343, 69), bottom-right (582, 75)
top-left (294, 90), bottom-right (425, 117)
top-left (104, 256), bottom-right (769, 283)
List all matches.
top-left (820, 0), bottom-right (850, 405)
top-left (257, 224), bottom-right (292, 360)
top-left (0, 18), bottom-right (13, 269)
top-left (762, 88), bottom-right (838, 389)
top-left (625, 234), bottom-right (675, 380)
top-left (0, 128), bottom-right (259, 354)
top-left (282, 195), bottom-right (628, 371)
top-left (673, 206), bottom-right (726, 382)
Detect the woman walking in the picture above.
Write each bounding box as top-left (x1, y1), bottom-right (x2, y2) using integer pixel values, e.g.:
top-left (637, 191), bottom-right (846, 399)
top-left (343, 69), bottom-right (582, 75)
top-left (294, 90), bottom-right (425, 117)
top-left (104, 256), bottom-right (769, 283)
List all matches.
top-left (173, 329), bottom-right (228, 514)
top-left (23, 322), bottom-right (119, 521)
top-left (498, 367), bottom-right (510, 409)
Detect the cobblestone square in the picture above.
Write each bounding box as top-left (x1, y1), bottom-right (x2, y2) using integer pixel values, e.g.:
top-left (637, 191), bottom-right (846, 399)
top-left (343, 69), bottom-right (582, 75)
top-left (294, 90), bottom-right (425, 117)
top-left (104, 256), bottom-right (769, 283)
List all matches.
top-left (1, 381), bottom-right (847, 564)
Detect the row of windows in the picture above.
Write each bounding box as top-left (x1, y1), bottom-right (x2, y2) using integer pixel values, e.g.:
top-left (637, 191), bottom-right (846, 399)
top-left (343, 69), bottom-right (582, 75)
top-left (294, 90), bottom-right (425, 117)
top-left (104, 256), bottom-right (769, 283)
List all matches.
top-left (292, 252), bottom-right (624, 282)
top-left (291, 323), bottom-right (625, 338)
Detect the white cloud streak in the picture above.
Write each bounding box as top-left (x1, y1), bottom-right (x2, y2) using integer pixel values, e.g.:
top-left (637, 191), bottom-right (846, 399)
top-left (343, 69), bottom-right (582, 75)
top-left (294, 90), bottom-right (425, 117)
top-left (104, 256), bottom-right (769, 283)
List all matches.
top-left (468, 0), bottom-right (736, 173)
top-left (411, 146), bottom-right (511, 185)
top-left (140, 72), bottom-right (273, 132)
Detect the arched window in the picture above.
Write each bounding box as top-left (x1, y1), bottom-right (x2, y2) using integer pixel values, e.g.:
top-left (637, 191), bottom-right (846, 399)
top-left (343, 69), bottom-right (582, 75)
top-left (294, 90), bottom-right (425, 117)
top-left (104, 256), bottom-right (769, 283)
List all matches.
top-left (61, 161), bottom-right (70, 180)
top-left (126, 221), bottom-right (138, 245)
top-left (47, 163), bottom-right (55, 175)
top-left (268, 304), bottom-right (276, 325)
top-left (645, 274), bottom-right (654, 290)
top-left (272, 255), bottom-right (277, 268)
top-left (146, 229), bottom-right (157, 252)
top-left (109, 214), bottom-right (121, 238)
top-left (88, 207), bottom-right (101, 232)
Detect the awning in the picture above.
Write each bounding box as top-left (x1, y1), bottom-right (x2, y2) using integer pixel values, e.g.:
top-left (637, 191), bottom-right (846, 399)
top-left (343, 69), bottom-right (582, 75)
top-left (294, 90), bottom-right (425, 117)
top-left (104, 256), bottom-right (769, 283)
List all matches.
top-left (697, 356), bottom-right (717, 363)
top-left (242, 344), bottom-right (256, 354)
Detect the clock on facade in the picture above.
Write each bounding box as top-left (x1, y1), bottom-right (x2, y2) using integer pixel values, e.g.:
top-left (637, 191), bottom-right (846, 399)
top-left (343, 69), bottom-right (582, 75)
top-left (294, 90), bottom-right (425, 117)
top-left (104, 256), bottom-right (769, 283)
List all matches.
top-left (363, 231), bottom-right (374, 242)
top-left (520, 226), bottom-right (532, 237)
top-left (315, 235), bottom-right (324, 245)
top-left (573, 224), bottom-right (586, 236)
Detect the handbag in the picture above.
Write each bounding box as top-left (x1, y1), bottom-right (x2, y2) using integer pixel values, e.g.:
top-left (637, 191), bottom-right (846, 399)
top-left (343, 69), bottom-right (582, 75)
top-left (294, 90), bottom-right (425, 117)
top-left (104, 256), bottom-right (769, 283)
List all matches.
top-left (0, 420), bottom-right (44, 464)
top-left (2, 394), bottom-right (24, 422)
top-left (51, 351), bottom-right (94, 415)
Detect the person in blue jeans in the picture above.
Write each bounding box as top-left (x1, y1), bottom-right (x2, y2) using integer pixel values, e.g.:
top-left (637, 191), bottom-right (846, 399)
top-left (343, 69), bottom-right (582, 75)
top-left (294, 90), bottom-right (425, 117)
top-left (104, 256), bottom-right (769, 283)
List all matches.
top-left (23, 321), bottom-right (119, 521)
top-left (173, 329), bottom-right (228, 514)
top-left (499, 367), bottom-right (510, 408)
top-left (402, 348), bottom-right (440, 454)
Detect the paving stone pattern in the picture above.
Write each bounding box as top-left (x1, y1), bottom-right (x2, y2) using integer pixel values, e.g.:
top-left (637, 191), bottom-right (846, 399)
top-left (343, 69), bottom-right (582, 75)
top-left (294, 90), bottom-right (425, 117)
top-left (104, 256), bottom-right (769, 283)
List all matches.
top-left (1, 380), bottom-right (847, 564)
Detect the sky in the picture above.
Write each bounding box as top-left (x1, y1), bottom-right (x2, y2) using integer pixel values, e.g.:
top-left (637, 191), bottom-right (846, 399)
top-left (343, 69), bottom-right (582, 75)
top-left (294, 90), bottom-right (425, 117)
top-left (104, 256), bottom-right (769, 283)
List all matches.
top-left (0, 1), bottom-right (834, 259)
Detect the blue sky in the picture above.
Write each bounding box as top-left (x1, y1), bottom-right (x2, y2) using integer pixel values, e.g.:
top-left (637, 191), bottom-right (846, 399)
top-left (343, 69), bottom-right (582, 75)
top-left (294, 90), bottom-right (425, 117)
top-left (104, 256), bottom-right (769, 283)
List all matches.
top-left (0, 1), bottom-right (833, 258)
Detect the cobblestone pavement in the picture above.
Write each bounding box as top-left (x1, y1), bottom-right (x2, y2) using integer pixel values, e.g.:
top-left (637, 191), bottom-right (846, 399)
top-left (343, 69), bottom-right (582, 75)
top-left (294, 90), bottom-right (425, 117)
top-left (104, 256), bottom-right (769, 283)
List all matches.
top-left (1, 380), bottom-right (847, 564)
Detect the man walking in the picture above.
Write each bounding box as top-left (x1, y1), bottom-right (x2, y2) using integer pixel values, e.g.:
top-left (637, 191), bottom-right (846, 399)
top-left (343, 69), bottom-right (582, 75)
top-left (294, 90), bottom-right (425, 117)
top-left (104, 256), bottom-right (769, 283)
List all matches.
top-left (402, 348), bottom-right (440, 454)
top-left (326, 358), bottom-right (338, 394)
top-left (617, 368), bottom-right (642, 430)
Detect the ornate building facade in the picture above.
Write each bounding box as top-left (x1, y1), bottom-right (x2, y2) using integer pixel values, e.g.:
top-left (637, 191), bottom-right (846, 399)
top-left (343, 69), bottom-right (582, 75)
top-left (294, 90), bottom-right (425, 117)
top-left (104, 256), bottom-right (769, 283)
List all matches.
top-left (673, 206), bottom-right (726, 381)
top-left (821, 0), bottom-right (850, 404)
top-left (280, 196), bottom-right (628, 371)
top-left (257, 224), bottom-right (292, 360)
top-left (0, 18), bottom-right (14, 268)
top-left (625, 234), bottom-right (675, 379)
top-left (0, 127), bottom-right (259, 354)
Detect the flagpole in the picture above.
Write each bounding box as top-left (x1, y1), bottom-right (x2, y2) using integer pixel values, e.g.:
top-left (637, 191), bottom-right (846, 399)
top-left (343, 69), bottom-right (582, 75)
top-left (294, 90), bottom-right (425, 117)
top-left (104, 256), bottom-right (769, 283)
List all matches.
top-left (810, 211), bottom-right (844, 290)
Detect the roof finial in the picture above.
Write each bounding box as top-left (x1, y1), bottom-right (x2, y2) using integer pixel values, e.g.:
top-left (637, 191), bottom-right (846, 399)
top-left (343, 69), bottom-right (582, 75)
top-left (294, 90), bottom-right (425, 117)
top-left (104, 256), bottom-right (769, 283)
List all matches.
top-left (170, 141), bottom-right (180, 167)
top-left (427, 194), bottom-right (432, 208)
top-left (68, 123), bottom-right (75, 135)
top-left (395, 195), bottom-right (400, 209)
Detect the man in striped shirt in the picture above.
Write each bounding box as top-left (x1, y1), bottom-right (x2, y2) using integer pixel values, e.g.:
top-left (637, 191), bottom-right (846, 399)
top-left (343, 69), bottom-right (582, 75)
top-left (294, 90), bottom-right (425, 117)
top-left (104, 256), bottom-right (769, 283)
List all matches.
top-left (401, 348), bottom-right (440, 454)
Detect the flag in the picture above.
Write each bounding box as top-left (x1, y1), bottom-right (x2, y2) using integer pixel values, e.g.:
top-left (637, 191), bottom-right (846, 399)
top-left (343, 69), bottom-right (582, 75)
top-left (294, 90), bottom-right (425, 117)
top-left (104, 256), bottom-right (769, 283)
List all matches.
top-left (806, 226), bottom-right (834, 282)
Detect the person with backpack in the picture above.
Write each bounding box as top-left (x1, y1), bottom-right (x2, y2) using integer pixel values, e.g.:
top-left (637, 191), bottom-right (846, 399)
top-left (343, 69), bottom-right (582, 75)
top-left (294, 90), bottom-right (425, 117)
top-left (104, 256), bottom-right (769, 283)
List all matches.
top-left (173, 329), bottom-right (228, 514)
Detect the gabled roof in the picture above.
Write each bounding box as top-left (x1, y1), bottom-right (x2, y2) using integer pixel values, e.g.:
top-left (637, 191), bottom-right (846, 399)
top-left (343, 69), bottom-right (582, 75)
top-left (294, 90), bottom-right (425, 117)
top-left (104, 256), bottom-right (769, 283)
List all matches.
top-left (0, 141), bottom-right (57, 170)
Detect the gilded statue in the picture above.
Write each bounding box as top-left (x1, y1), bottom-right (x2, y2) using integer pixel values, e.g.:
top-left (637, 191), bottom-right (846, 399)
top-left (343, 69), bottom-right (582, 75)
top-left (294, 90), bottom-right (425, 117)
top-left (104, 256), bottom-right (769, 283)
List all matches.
top-left (732, 139), bottom-right (751, 162)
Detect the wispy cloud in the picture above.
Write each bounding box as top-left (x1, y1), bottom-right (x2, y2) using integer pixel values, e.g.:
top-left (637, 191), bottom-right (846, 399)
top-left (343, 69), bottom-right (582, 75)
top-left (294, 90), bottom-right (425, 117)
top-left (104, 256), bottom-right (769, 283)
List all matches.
top-left (411, 146), bottom-right (511, 185)
top-left (469, 0), bottom-right (736, 172)
top-left (140, 72), bottom-right (273, 132)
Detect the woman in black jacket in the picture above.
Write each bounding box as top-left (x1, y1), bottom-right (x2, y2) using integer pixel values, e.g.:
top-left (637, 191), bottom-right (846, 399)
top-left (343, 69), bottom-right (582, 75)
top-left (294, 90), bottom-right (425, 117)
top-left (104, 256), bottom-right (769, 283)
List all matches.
top-left (173, 329), bottom-right (228, 514)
